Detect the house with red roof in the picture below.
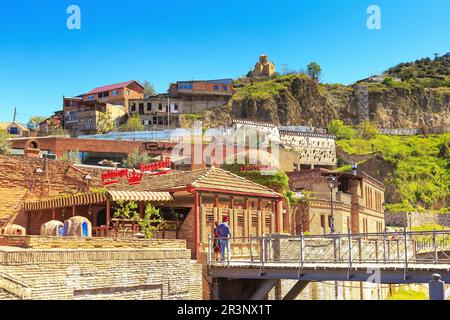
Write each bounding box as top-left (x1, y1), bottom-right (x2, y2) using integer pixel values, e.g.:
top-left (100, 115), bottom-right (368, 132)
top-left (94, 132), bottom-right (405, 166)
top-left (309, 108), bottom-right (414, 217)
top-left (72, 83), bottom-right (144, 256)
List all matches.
top-left (82, 80), bottom-right (144, 107)
top-left (61, 81), bottom-right (143, 136)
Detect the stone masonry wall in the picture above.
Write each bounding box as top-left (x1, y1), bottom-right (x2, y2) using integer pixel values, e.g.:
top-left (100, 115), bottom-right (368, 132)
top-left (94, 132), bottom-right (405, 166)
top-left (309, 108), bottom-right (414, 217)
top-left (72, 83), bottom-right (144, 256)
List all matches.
top-left (0, 237), bottom-right (202, 300)
top-left (385, 212), bottom-right (450, 227)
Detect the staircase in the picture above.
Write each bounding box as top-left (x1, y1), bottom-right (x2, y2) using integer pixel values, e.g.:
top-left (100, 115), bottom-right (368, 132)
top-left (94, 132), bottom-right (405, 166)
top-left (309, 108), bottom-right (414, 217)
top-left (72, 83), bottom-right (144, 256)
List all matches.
top-left (0, 272), bottom-right (32, 299)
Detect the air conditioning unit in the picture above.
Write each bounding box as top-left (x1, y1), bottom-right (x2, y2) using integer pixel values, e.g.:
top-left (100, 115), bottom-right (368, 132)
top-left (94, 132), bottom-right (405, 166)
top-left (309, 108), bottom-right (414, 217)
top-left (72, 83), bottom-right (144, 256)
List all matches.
top-left (40, 153), bottom-right (58, 160)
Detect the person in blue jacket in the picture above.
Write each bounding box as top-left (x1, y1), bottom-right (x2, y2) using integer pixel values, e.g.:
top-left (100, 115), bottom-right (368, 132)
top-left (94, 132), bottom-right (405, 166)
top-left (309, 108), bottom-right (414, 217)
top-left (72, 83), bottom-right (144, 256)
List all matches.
top-left (217, 216), bottom-right (232, 261)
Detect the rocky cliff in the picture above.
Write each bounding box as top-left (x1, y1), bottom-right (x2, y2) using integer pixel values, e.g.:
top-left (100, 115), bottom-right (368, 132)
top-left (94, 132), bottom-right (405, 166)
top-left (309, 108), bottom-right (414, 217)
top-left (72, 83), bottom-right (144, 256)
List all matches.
top-left (203, 75), bottom-right (450, 129)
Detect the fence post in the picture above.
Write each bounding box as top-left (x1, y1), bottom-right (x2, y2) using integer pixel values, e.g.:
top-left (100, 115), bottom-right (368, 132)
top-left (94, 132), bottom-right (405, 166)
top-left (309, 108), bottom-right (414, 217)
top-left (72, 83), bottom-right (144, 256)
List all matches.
top-left (250, 236), bottom-right (253, 262)
top-left (207, 233), bottom-right (211, 265)
top-left (338, 235), bottom-right (342, 262)
top-left (403, 228), bottom-right (408, 279)
top-left (358, 237), bottom-right (362, 263)
top-left (300, 233), bottom-right (305, 269)
top-left (348, 231), bottom-right (352, 272)
top-left (347, 230), bottom-right (352, 279)
top-left (383, 232), bottom-right (387, 263)
top-left (433, 229), bottom-right (438, 263)
top-left (268, 234), bottom-right (272, 262)
top-left (261, 234), bottom-right (266, 266)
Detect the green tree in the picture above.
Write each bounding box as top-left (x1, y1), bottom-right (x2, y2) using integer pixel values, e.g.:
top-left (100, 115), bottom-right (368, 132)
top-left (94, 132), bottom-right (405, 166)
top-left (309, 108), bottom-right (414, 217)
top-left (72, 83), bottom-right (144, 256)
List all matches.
top-left (306, 62), bottom-right (322, 81)
top-left (119, 115), bottom-right (145, 132)
top-left (61, 150), bottom-right (81, 164)
top-left (113, 201), bottom-right (163, 238)
top-left (355, 121), bottom-right (379, 140)
top-left (27, 115), bottom-right (47, 130)
top-left (123, 148), bottom-right (151, 169)
top-left (0, 131), bottom-right (11, 155)
top-left (97, 112), bottom-right (115, 134)
top-left (328, 120), bottom-right (355, 140)
top-left (382, 76), bottom-right (395, 87)
top-left (140, 80), bottom-right (156, 97)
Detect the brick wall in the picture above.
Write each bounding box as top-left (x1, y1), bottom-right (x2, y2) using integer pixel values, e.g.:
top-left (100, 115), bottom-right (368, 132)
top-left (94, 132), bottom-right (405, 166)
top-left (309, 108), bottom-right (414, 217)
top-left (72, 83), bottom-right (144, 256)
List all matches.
top-left (12, 137), bottom-right (145, 157)
top-left (0, 155), bottom-right (104, 221)
top-left (0, 238), bottom-right (202, 300)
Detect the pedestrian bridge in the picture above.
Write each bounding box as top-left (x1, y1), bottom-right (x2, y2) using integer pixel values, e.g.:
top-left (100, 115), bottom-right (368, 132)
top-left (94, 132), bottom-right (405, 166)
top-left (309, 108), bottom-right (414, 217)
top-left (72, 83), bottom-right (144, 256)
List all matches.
top-left (207, 230), bottom-right (450, 299)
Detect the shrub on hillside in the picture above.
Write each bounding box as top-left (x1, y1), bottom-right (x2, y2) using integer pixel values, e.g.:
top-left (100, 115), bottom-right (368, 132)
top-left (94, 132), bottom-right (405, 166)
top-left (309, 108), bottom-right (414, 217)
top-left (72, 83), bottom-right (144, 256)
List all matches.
top-left (327, 120), bottom-right (355, 140)
top-left (355, 121), bottom-right (379, 140)
top-left (0, 131), bottom-right (11, 155)
top-left (119, 115), bottom-right (145, 132)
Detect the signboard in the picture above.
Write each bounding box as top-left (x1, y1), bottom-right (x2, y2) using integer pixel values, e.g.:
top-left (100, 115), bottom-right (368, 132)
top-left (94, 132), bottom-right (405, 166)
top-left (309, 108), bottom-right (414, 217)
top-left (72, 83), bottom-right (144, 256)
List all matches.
top-left (101, 157), bottom-right (171, 186)
top-left (240, 165), bottom-right (277, 172)
top-left (143, 142), bottom-right (173, 155)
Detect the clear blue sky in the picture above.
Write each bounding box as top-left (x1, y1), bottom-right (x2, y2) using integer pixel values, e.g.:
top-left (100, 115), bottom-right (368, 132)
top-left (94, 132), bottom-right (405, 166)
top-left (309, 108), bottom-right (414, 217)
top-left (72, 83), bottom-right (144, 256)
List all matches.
top-left (0, 0), bottom-right (449, 122)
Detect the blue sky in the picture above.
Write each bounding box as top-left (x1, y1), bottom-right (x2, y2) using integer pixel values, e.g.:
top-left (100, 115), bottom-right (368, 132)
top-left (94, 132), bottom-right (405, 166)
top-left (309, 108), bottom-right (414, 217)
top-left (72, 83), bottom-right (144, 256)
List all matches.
top-left (0, 0), bottom-right (449, 122)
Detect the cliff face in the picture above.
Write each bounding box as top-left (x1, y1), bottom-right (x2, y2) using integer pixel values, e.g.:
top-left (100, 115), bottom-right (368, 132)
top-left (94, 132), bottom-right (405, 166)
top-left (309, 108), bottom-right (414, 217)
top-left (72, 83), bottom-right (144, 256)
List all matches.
top-left (207, 76), bottom-right (450, 128)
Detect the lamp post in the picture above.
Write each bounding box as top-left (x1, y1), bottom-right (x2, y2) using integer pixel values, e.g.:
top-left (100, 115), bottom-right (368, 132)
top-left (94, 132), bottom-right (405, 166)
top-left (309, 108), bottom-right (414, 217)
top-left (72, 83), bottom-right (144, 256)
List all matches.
top-left (407, 212), bottom-right (412, 232)
top-left (327, 175), bottom-right (337, 234)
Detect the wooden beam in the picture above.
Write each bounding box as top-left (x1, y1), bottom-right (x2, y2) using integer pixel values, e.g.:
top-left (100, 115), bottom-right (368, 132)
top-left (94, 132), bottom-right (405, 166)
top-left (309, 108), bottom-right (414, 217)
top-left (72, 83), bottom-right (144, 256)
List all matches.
top-left (214, 195), bottom-right (219, 208)
top-left (283, 281), bottom-right (309, 300)
top-left (72, 205), bottom-right (76, 217)
top-left (106, 197), bottom-right (111, 229)
top-left (250, 280), bottom-right (277, 300)
top-left (194, 191), bottom-right (199, 256)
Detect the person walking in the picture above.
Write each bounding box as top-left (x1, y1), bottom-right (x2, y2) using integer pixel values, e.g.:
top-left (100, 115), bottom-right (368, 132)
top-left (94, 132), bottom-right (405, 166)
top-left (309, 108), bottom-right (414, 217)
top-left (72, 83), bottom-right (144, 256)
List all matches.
top-left (213, 221), bottom-right (221, 261)
top-left (217, 216), bottom-right (232, 261)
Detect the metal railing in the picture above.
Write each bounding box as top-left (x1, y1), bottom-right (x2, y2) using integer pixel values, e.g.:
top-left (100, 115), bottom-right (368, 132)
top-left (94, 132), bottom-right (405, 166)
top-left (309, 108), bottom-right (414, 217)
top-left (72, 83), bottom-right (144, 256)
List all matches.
top-left (207, 230), bottom-right (450, 270)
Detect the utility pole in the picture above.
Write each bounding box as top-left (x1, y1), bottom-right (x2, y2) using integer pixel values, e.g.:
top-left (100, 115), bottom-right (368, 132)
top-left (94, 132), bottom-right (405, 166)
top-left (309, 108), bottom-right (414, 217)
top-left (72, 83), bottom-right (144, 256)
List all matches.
top-left (167, 95), bottom-right (170, 129)
top-left (13, 107), bottom-right (17, 122)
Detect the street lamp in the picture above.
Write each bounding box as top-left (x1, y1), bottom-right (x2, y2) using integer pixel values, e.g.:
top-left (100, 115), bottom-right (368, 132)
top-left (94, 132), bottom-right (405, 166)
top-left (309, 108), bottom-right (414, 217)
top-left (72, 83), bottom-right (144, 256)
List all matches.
top-left (407, 212), bottom-right (412, 232)
top-left (327, 175), bottom-right (337, 234)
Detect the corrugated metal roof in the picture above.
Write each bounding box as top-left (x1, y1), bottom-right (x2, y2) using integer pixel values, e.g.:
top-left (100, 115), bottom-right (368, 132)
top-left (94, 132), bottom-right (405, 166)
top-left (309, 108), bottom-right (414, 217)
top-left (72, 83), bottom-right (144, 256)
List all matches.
top-left (84, 80), bottom-right (143, 95)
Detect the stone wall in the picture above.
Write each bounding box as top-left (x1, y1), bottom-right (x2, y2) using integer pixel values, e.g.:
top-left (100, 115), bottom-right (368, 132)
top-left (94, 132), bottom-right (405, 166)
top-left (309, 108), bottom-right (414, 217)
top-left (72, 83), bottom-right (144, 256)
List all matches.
top-left (385, 212), bottom-right (450, 227)
top-left (0, 237), bottom-right (202, 300)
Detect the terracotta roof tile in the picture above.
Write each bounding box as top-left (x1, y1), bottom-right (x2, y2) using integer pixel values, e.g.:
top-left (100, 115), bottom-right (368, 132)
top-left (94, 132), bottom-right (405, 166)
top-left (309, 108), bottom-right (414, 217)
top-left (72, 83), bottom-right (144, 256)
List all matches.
top-left (124, 167), bottom-right (281, 197)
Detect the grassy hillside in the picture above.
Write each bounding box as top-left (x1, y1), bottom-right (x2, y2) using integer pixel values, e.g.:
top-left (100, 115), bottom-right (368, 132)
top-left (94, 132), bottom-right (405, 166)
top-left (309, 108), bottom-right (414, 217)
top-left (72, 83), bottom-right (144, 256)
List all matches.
top-left (337, 133), bottom-right (450, 212)
top-left (385, 53), bottom-right (450, 88)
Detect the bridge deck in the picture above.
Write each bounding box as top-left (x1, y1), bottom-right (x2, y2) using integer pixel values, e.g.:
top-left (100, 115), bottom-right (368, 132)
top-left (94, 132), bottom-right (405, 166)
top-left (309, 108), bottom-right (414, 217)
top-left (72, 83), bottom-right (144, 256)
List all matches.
top-left (209, 261), bottom-right (450, 284)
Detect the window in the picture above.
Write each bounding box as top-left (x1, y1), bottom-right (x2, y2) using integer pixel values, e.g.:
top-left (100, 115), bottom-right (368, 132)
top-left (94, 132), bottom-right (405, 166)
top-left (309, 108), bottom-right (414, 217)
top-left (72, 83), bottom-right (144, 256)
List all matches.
top-left (130, 103), bottom-right (136, 112)
top-left (147, 103), bottom-right (152, 111)
top-left (87, 95), bottom-right (94, 101)
top-left (178, 83), bottom-right (193, 90)
top-left (320, 215), bottom-right (325, 228)
top-left (158, 103), bottom-right (163, 110)
top-left (126, 89), bottom-right (130, 96)
top-left (111, 90), bottom-right (119, 96)
top-left (328, 216), bottom-right (333, 228)
top-left (9, 127), bottom-right (19, 135)
top-left (222, 85), bottom-right (228, 91)
top-left (139, 103), bottom-right (144, 115)
top-left (213, 85), bottom-right (219, 91)
top-left (98, 91), bottom-right (109, 99)
top-left (174, 104), bottom-right (179, 111)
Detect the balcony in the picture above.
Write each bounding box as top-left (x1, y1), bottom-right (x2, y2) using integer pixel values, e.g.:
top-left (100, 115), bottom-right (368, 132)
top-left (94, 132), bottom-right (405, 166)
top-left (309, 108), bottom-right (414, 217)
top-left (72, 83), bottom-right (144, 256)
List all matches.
top-left (171, 88), bottom-right (233, 97)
